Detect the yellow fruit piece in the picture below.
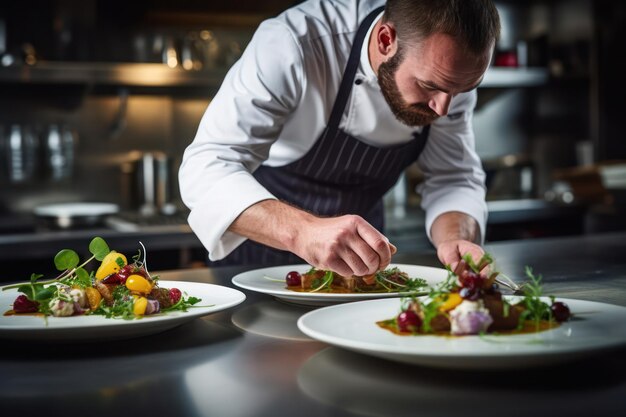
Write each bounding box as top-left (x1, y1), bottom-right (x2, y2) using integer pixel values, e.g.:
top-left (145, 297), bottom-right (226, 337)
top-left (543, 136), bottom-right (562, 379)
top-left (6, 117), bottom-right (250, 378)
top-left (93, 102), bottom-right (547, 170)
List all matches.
top-left (85, 287), bottom-right (102, 310)
top-left (126, 274), bottom-right (152, 294)
top-left (437, 293), bottom-right (463, 312)
top-left (95, 251), bottom-right (127, 280)
top-left (133, 296), bottom-right (148, 316)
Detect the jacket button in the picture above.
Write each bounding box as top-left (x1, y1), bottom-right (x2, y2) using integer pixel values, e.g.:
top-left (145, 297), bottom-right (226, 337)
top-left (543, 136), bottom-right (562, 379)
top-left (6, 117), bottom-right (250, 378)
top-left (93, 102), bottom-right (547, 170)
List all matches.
top-left (354, 79), bottom-right (363, 85)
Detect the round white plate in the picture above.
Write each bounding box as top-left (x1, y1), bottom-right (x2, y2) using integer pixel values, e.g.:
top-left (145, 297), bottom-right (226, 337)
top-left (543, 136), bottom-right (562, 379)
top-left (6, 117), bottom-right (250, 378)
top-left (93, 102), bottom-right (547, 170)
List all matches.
top-left (0, 281), bottom-right (246, 342)
top-left (297, 297), bottom-right (626, 369)
top-left (33, 202), bottom-right (119, 217)
top-left (231, 264), bottom-right (448, 306)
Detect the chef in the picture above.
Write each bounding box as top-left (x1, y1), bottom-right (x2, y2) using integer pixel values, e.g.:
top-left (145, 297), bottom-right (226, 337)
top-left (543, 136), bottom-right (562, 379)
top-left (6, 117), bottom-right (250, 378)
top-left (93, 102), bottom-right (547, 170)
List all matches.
top-left (179, 0), bottom-right (501, 277)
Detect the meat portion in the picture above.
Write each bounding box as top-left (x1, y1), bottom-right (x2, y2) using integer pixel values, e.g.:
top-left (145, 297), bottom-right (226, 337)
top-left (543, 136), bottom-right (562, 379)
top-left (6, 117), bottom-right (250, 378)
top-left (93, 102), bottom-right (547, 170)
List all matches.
top-left (94, 281), bottom-right (115, 306)
top-left (301, 270), bottom-right (326, 290)
top-left (300, 267), bottom-right (411, 292)
top-left (149, 287), bottom-right (174, 309)
top-left (483, 293), bottom-right (524, 330)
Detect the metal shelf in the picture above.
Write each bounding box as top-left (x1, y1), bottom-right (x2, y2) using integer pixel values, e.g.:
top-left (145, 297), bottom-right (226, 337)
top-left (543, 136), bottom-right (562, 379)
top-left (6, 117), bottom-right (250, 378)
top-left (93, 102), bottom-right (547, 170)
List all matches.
top-left (1, 62), bottom-right (549, 89)
top-left (0, 61), bottom-right (228, 88)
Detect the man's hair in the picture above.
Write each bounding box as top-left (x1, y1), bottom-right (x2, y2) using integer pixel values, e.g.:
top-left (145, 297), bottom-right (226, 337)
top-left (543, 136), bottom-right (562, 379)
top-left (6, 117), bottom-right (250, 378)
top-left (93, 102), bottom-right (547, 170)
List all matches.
top-left (382, 0), bottom-right (501, 54)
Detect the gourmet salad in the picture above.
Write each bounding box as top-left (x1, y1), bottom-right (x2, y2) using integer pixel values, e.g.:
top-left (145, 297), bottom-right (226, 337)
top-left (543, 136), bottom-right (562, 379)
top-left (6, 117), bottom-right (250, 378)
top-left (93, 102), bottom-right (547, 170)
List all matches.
top-left (2, 237), bottom-right (201, 319)
top-left (282, 267), bottom-right (428, 294)
top-left (378, 253), bottom-right (571, 336)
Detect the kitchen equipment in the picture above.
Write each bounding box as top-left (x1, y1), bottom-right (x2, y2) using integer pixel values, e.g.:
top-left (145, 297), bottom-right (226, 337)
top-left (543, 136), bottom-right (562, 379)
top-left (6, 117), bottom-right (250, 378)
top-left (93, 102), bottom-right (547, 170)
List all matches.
top-left (1, 124), bottom-right (39, 183)
top-left (44, 124), bottom-right (76, 181)
top-left (33, 202), bottom-right (119, 230)
top-left (123, 152), bottom-right (176, 216)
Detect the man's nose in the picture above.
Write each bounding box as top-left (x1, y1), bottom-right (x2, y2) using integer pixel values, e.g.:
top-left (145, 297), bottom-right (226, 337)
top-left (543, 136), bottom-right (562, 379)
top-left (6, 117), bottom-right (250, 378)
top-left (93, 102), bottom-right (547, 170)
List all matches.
top-left (428, 92), bottom-right (452, 116)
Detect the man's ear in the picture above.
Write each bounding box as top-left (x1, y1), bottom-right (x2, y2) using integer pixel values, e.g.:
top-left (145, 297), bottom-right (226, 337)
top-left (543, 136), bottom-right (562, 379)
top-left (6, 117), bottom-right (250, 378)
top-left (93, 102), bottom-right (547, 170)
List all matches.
top-left (376, 23), bottom-right (398, 58)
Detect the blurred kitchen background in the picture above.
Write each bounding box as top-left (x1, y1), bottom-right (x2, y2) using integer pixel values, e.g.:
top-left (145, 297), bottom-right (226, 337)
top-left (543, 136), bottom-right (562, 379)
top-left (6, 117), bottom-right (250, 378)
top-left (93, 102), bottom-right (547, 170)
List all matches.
top-left (0, 0), bottom-right (625, 278)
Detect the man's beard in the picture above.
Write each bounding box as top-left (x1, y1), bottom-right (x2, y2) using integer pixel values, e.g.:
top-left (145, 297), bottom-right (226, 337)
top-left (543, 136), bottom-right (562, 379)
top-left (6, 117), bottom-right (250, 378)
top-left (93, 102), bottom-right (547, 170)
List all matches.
top-left (377, 47), bottom-right (439, 127)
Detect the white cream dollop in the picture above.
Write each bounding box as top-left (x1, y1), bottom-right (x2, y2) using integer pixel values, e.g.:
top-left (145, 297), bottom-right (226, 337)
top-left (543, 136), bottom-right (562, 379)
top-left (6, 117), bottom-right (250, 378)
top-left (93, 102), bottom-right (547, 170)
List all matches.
top-left (69, 288), bottom-right (87, 308)
top-left (49, 299), bottom-right (75, 317)
top-left (449, 299), bottom-right (493, 335)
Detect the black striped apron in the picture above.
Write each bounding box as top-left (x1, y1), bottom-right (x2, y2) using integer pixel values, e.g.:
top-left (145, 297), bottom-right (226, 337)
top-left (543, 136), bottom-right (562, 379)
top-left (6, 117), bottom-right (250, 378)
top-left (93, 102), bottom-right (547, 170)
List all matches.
top-left (209, 6), bottom-right (430, 267)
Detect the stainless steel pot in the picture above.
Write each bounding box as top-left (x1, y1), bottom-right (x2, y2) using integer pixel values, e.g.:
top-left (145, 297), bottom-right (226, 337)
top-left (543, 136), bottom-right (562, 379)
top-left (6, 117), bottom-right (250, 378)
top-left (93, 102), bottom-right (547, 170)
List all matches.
top-left (121, 152), bottom-right (176, 216)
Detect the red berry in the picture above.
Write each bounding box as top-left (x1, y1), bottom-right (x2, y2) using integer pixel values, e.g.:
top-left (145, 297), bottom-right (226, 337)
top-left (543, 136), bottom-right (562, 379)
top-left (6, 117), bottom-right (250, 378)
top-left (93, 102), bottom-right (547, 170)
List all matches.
top-left (286, 271), bottom-right (302, 286)
top-left (397, 310), bottom-right (422, 332)
top-left (13, 295), bottom-right (39, 313)
top-left (551, 301), bottom-right (571, 322)
top-left (460, 270), bottom-right (489, 290)
top-left (169, 288), bottom-right (182, 304)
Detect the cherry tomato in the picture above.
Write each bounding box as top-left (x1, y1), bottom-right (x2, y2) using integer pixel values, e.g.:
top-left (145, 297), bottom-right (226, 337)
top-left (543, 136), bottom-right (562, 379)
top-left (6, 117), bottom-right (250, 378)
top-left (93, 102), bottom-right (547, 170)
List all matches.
top-left (286, 271), bottom-right (302, 286)
top-left (397, 310), bottom-right (422, 332)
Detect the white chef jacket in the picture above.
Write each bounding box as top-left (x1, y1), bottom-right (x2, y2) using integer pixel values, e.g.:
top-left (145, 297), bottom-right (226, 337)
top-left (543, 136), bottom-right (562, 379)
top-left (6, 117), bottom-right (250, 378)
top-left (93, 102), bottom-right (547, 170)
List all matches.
top-left (179, 0), bottom-right (487, 261)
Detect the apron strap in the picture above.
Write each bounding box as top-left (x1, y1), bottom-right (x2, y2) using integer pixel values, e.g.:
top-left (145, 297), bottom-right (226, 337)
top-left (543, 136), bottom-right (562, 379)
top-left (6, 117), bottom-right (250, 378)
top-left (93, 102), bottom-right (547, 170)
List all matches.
top-left (326, 6), bottom-right (385, 133)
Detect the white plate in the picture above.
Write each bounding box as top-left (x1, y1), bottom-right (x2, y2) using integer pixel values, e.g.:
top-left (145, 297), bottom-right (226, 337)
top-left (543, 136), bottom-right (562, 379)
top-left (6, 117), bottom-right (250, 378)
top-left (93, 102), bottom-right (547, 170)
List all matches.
top-left (33, 202), bottom-right (119, 216)
top-left (0, 281), bottom-right (246, 342)
top-left (297, 297), bottom-right (626, 369)
top-left (231, 264), bottom-right (448, 306)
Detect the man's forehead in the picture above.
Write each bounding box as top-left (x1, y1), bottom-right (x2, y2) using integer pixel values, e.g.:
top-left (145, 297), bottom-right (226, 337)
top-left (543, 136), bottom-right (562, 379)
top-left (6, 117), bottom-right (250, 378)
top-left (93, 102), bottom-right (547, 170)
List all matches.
top-left (403, 41), bottom-right (490, 92)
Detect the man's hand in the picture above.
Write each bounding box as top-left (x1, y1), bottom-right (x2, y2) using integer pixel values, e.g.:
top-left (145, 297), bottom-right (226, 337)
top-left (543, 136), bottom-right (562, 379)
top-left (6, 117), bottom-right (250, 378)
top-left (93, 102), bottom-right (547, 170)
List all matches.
top-left (229, 200), bottom-right (394, 277)
top-left (294, 214), bottom-right (395, 277)
top-left (430, 211), bottom-right (483, 270)
top-left (436, 239), bottom-right (484, 271)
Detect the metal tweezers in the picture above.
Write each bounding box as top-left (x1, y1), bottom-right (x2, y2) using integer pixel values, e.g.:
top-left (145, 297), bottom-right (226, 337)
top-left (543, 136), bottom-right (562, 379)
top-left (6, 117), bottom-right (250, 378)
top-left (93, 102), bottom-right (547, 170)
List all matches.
top-left (494, 274), bottom-right (525, 295)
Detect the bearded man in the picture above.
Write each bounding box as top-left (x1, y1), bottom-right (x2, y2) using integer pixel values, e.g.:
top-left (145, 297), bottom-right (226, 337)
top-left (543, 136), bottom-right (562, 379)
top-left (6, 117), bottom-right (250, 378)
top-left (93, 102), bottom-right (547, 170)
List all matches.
top-left (179, 0), bottom-right (501, 275)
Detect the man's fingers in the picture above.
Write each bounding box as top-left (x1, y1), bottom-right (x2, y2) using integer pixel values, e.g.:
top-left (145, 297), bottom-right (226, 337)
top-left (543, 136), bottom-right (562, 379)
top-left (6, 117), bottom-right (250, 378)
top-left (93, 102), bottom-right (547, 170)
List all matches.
top-left (355, 221), bottom-right (392, 273)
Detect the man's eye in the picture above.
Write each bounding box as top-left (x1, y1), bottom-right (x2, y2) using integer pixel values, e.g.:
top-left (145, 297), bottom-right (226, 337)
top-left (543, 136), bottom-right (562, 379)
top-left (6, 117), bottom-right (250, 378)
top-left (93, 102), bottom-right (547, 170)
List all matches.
top-left (419, 83), bottom-right (438, 92)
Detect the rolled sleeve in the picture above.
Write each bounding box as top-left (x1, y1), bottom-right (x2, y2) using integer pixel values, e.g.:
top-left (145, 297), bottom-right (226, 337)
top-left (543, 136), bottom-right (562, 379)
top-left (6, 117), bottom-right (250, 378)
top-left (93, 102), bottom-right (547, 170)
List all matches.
top-left (179, 19), bottom-right (304, 259)
top-left (187, 171), bottom-right (276, 261)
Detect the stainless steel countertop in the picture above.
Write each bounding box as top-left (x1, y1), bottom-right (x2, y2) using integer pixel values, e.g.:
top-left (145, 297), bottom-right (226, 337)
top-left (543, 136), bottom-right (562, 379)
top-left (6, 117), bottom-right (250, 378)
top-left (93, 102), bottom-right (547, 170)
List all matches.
top-left (2, 231), bottom-right (626, 417)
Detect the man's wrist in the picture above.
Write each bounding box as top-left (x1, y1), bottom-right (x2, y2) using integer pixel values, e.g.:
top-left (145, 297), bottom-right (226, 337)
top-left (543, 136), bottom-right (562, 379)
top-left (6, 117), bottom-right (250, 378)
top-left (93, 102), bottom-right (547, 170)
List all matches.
top-left (431, 211), bottom-right (481, 247)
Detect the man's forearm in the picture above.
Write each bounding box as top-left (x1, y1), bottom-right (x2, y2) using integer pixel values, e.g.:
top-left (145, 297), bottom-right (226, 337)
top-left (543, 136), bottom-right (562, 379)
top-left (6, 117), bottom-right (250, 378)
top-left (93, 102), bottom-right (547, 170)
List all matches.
top-left (430, 211), bottom-right (481, 247)
top-left (228, 199), bottom-right (314, 252)
top-left (228, 199), bottom-right (395, 277)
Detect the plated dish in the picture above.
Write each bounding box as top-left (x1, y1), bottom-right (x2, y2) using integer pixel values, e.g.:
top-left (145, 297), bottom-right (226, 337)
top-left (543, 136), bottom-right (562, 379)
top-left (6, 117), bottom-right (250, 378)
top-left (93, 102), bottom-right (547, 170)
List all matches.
top-left (0, 236), bottom-right (246, 341)
top-left (231, 264), bottom-right (448, 306)
top-left (378, 254), bottom-right (572, 337)
top-left (297, 296), bottom-right (626, 369)
top-left (0, 280), bottom-right (245, 341)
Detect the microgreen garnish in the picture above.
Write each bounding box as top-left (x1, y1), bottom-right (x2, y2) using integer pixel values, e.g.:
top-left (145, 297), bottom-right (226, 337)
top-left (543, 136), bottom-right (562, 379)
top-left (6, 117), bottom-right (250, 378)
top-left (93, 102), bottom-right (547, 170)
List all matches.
top-left (374, 267), bottom-right (428, 294)
top-left (310, 270), bottom-right (334, 292)
top-left (381, 252), bottom-right (569, 338)
top-left (263, 275), bottom-right (285, 282)
top-left (2, 237), bottom-right (202, 321)
top-left (517, 266), bottom-right (552, 329)
top-left (161, 294), bottom-right (205, 312)
top-left (2, 237), bottom-right (111, 293)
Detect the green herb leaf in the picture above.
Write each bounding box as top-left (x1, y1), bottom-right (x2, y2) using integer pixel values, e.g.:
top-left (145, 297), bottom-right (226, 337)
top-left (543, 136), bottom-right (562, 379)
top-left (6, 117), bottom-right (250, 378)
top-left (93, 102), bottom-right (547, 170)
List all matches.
top-left (18, 284), bottom-right (39, 299)
top-left (54, 249), bottom-right (80, 271)
top-left (115, 256), bottom-right (125, 268)
top-left (89, 237), bottom-right (110, 261)
top-left (34, 287), bottom-right (56, 301)
top-left (310, 271), bottom-right (334, 292)
top-left (29, 273), bottom-right (44, 283)
top-left (75, 267), bottom-right (91, 287)
top-left (186, 296), bottom-right (201, 305)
